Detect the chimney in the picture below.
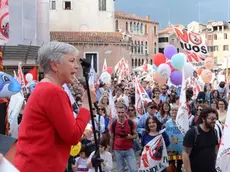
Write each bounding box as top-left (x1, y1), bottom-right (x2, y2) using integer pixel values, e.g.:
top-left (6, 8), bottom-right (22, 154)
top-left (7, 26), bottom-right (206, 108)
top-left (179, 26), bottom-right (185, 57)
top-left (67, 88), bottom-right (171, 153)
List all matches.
top-left (146, 15), bottom-right (150, 21)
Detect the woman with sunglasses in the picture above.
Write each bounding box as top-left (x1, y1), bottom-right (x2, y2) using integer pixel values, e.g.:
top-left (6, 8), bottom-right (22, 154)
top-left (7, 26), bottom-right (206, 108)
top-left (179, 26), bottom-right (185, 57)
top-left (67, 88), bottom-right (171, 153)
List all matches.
top-left (141, 116), bottom-right (170, 172)
top-left (98, 106), bottom-right (110, 145)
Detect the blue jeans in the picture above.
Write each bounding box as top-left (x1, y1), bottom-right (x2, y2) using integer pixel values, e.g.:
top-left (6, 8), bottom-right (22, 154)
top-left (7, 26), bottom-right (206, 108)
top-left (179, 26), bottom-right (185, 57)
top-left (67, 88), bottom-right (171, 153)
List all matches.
top-left (114, 149), bottom-right (138, 172)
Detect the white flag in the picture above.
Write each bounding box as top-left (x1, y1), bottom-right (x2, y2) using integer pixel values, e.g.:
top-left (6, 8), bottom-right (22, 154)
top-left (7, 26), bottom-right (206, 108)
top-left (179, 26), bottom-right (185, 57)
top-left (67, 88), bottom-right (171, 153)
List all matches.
top-left (109, 91), bottom-right (117, 119)
top-left (89, 57), bottom-right (96, 86)
top-left (216, 102), bottom-right (230, 172)
top-left (176, 71), bottom-right (189, 135)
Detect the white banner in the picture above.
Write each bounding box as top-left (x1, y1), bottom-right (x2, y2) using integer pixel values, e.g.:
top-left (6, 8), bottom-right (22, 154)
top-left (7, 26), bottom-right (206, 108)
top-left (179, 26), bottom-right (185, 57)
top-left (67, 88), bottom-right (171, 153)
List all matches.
top-left (176, 71), bottom-right (189, 135)
top-left (8, 92), bottom-right (24, 139)
top-left (216, 102), bottom-right (230, 172)
top-left (139, 135), bottom-right (168, 172)
top-left (135, 78), bottom-right (151, 116)
top-left (173, 26), bottom-right (208, 66)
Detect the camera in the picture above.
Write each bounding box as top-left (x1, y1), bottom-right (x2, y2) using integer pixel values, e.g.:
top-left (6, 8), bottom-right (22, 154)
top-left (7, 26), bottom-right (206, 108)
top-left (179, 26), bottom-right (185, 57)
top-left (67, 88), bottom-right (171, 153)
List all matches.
top-left (119, 133), bottom-right (128, 138)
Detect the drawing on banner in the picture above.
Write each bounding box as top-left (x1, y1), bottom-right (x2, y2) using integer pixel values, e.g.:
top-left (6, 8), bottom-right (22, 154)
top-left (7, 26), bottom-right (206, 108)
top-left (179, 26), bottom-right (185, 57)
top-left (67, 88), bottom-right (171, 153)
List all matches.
top-left (173, 26), bottom-right (208, 67)
top-left (139, 135), bottom-right (168, 172)
top-left (0, 0), bottom-right (9, 44)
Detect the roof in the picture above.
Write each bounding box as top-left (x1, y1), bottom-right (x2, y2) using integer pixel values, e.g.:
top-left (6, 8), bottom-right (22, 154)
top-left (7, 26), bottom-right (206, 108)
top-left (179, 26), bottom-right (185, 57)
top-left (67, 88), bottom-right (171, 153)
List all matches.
top-left (1, 45), bottom-right (39, 61)
top-left (115, 11), bottom-right (158, 24)
top-left (158, 24), bottom-right (184, 34)
top-left (50, 32), bottom-right (130, 44)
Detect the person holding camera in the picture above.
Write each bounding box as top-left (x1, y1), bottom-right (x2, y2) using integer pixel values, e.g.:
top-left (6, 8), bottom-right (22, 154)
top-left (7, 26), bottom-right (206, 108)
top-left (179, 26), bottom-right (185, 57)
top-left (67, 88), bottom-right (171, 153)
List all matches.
top-left (109, 103), bottom-right (138, 172)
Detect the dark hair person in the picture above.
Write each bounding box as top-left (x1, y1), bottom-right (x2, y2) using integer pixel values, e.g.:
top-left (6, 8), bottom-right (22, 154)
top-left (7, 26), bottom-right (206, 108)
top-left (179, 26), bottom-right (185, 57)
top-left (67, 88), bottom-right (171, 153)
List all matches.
top-left (141, 116), bottom-right (170, 148)
top-left (14, 42), bottom-right (95, 172)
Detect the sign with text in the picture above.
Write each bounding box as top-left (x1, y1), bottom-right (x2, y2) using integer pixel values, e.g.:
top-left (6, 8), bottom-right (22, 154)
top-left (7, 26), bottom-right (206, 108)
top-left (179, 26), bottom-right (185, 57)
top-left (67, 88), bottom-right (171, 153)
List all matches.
top-left (173, 26), bottom-right (208, 66)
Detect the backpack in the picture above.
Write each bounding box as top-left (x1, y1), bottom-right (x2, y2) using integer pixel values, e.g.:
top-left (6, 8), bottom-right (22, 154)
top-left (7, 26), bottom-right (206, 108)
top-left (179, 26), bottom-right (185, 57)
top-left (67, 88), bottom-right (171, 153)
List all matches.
top-left (112, 119), bottom-right (134, 136)
top-left (193, 126), bottom-right (218, 146)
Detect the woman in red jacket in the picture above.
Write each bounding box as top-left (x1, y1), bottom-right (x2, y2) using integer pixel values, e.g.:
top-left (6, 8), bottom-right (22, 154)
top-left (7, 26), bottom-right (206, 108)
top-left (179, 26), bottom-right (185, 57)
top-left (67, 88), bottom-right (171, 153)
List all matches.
top-left (14, 42), bottom-right (93, 172)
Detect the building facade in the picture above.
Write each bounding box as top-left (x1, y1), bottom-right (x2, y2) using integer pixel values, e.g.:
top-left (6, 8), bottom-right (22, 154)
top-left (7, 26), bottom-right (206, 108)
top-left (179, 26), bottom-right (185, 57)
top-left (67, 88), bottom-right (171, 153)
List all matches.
top-left (203, 21), bottom-right (230, 67)
top-left (50, 32), bottom-right (131, 76)
top-left (158, 24), bottom-right (184, 54)
top-left (50, 0), bottom-right (115, 32)
top-left (114, 11), bottom-right (159, 68)
top-left (2, 0), bottom-right (50, 74)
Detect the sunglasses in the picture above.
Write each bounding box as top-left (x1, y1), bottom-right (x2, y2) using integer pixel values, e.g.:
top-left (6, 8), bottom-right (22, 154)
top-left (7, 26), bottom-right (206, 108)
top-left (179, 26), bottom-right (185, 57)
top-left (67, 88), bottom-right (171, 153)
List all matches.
top-left (128, 109), bottom-right (134, 111)
top-left (99, 108), bottom-right (104, 111)
top-left (206, 117), bottom-right (217, 121)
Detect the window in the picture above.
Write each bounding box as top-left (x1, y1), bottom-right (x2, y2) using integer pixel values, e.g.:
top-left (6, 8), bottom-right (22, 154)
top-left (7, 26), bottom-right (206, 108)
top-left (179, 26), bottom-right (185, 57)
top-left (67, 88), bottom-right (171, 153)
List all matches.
top-left (115, 20), bottom-right (119, 31)
top-left (85, 53), bottom-right (97, 72)
top-left (223, 45), bottom-right (229, 51)
top-left (145, 25), bottom-right (148, 34)
top-left (63, 1), bottom-right (71, 10)
top-left (138, 41), bottom-right (140, 54)
top-left (214, 34), bottom-right (217, 40)
top-left (99, 0), bottom-right (106, 11)
top-left (150, 59), bottom-right (153, 65)
top-left (154, 26), bottom-right (157, 35)
top-left (214, 57), bottom-right (218, 64)
top-left (154, 48), bottom-right (157, 54)
top-left (214, 45), bottom-right (218, 51)
top-left (159, 48), bottom-right (164, 53)
top-left (142, 59), bottom-right (144, 65)
top-left (208, 35), bottom-right (212, 40)
top-left (224, 33), bottom-right (228, 39)
top-left (177, 48), bottom-right (179, 53)
top-left (158, 37), bottom-right (168, 43)
top-left (132, 59), bottom-right (134, 67)
top-left (145, 42), bottom-right (148, 55)
top-left (140, 23), bottom-right (143, 33)
top-left (207, 46), bottom-right (214, 52)
top-left (138, 59), bottom-right (141, 66)
top-left (141, 41), bottom-right (144, 54)
top-left (135, 59), bottom-right (137, 66)
top-left (130, 22), bottom-right (133, 32)
top-left (137, 23), bottom-right (139, 33)
top-left (126, 22), bottom-right (128, 32)
top-left (134, 41), bottom-right (137, 54)
top-left (133, 22), bottom-right (136, 32)
top-left (50, 0), bottom-right (56, 10)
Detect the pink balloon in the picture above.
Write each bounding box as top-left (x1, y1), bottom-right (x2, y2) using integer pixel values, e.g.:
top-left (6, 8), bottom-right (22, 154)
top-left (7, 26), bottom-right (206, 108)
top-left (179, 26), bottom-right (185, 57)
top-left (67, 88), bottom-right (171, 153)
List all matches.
top-left (166, 61), bottom-right (176, 72)
top-left (201, 69), bottom-right (212, 83)
top-left (107, 67), bottom-right (113, 74)
top-left (204, 57), bottom-right (214, 70)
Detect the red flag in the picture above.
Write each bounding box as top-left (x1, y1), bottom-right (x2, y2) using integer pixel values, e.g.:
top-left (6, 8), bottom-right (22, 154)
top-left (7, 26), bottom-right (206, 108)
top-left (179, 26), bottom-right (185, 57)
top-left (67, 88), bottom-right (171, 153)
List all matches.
top-left (24, 67), bottom-right (37, 85)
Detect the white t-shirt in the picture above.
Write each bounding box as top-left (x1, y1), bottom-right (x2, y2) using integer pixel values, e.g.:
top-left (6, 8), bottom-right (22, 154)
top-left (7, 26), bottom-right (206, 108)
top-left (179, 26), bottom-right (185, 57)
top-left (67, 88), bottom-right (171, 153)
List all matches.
top-left (87, 151), bottom-right (113, 172)
top-left (74, 157), bottom-right (88, 172)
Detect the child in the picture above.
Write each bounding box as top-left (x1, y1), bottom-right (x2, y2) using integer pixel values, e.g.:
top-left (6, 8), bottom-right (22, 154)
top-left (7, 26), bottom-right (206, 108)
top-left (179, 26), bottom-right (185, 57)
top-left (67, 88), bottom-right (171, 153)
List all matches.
top-left (72, 146), bottom-right (89, 172)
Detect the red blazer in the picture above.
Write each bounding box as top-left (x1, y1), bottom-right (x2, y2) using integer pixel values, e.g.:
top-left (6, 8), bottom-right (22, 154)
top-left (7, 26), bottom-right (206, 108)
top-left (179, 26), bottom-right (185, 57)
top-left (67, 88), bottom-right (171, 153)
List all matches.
top-left (14, 82), bottom-right (90, 172)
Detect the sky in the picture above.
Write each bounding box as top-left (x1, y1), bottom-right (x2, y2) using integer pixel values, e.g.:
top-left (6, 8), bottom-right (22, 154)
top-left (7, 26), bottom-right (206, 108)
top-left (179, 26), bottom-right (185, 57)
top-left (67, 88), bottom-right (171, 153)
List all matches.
top-left (115, 0), bottom-right (230, 29)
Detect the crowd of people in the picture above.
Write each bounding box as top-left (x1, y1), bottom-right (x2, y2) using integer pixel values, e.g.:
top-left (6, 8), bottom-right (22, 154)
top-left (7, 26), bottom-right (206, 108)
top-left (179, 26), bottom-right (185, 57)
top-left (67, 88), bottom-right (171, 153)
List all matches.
top-left (1, 42), bottom-right (229, 172)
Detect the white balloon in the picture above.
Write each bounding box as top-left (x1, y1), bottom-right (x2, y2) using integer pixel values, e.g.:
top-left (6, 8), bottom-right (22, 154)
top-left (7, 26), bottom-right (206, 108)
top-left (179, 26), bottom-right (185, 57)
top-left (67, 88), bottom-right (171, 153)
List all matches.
top-left (183, 62), bottom-right (194, 78)
top-left (157, 63), bottom-right (171, 78)
top-left (25, 73), bottom-right (33, 83)
top-left (100, 72), bottom-right (111, 84)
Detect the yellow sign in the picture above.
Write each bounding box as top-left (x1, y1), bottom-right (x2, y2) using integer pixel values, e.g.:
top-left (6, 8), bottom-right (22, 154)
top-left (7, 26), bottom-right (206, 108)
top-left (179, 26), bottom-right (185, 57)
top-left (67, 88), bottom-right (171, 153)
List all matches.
top-left (70, 142), bottom-right (82, 156)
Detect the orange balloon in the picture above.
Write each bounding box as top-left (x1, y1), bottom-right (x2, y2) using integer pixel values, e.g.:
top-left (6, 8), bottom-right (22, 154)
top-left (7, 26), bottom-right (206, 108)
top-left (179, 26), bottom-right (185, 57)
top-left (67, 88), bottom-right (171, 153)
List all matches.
top-left (201, 69), bottom-right (212, 83)
top-left (204, 57), bottom-right (214, 70)
top-left (153, 72), bottom-right (167, 85)
top-left (153, 53), bottom-right (166, 67)
top-left (196, 67), bottom-right (203, 75)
